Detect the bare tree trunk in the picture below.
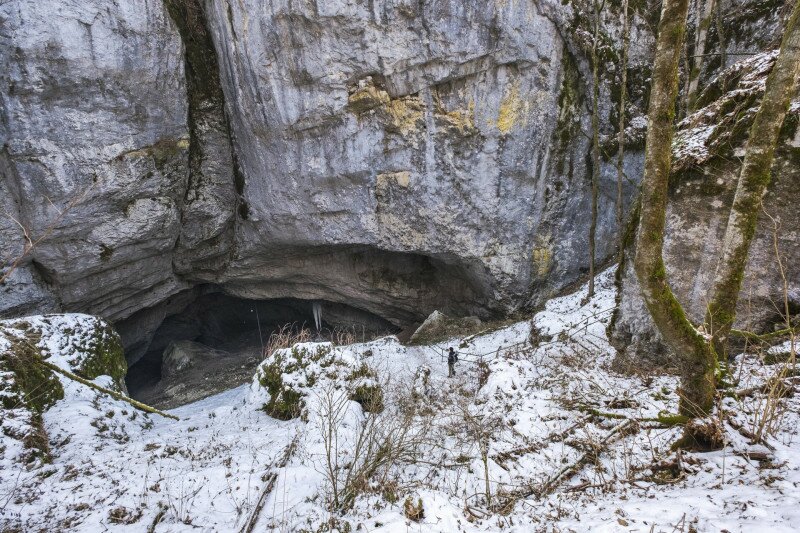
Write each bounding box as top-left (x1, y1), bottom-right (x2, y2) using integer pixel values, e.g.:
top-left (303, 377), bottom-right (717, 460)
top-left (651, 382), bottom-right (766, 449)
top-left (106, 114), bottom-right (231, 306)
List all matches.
top-left (715, 0), bottom-right (727, 70)
top-left (687, 0), bottom-right (716, 111)
top-left (633, 0), bottom-right (715, 418)
top-left (588, 0), bottom-right (603, 297)
top-left (39, 360), bottom-right (179, 421)
top-left (616, 0), bottom-right (629, 264)
top-left (704, 2), bottom-right (800, 357)
top-left (482, 439), bottom-right (491, 508)
top-left (680, 8), bottom-right (693, 120)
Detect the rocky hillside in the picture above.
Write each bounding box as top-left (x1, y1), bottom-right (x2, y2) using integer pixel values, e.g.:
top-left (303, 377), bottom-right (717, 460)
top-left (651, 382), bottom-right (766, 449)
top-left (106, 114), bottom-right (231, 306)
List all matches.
top-left (612, 49), bottom-right (800, 367)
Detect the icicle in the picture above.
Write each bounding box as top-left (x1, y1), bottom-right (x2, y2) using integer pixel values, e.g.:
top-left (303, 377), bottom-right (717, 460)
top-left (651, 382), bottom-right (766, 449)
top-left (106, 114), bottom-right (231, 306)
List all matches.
top-left (312, 301), bottom-right (322, 332)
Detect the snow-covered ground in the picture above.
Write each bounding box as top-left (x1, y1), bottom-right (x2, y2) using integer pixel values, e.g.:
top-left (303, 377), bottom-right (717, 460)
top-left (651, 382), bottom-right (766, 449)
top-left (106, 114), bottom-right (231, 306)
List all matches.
top-left (1, 268), bottom-right (798, 532)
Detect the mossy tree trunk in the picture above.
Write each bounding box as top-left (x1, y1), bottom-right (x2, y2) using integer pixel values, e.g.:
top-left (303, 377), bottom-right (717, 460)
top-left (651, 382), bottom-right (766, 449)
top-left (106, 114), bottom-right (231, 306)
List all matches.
top-left (704, 1), bottom-right (800, 357)
top-left (714, 0), bottom-right (727, 71)
top-left (588, 0), bottom-right (605, 298)
top-left (616, 0), bottom-right (629, 264)
top-left (634, 0), bottom-right (716, 418)
top-left (680, 18), bottom-right (692, 120)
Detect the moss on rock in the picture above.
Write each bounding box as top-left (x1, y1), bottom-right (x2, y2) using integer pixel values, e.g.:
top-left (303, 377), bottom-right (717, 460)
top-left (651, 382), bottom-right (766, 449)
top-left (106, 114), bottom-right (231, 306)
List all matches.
top-left (255, 343), bottom-right (386, 420)
top-left (347, 363), bottom-right (384, 413)
top-left (257, 344), bottom-right (337, 420)
top-left (350, 383), bottom-right (384, 414)
top-left (1, 335), bottom-right (64, 413)
top-left (0, 331), bottom-right (63, 465)
top-left (0, 314), bottom-right (128, 465)
top-left (74, 321), bottom-right (127, 389)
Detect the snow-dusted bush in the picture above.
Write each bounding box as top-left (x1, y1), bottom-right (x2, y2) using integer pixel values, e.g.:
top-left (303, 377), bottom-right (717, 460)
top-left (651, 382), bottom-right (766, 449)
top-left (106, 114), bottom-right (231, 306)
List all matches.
top-left (252, 342), bottom-right (383, 420)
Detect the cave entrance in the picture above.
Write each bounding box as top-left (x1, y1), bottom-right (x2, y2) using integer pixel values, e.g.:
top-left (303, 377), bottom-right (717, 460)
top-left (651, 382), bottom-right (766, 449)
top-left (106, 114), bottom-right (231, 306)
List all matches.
top-left (125, 293), bottom-right (399, 409)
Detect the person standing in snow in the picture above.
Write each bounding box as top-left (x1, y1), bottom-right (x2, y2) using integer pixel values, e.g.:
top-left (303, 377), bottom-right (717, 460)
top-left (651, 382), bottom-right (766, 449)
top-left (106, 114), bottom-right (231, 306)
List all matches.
top-left (447, 347), bottom-right (458, 378)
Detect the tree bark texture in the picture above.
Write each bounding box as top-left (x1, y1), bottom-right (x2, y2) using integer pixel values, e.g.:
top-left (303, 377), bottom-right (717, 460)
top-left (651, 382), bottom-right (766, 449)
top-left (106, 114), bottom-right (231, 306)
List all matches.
top-left (704, 1), bottom-right (800, 357)
top-left (633, 0), bottom-right (715, 418)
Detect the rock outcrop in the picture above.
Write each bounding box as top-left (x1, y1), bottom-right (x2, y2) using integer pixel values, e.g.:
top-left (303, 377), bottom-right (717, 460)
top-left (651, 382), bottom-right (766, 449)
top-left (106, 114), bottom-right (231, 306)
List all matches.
top-left (611, 51), bottom-right (800, 368)
top-left (0, 0), bottom-right (190, 321)
top-left (199, 0), bottom-right (648, 317)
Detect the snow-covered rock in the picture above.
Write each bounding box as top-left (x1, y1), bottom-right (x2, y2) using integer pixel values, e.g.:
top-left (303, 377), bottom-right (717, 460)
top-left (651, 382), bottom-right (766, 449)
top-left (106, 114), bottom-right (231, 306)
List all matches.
top-left (612, 49), bottom-right (800, 366)
top-left (0, 314), bottom-right (126, 466)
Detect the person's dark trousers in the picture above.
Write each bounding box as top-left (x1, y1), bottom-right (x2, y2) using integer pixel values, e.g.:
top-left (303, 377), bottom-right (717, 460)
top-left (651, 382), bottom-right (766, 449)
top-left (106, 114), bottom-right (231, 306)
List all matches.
top-left (448, 362), bottom-right (455, 377)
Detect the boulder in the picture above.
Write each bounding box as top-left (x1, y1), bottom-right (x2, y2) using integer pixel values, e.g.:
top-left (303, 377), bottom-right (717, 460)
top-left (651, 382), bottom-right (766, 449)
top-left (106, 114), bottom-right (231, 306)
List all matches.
top-left (409, 310), bottom-right (483, 345)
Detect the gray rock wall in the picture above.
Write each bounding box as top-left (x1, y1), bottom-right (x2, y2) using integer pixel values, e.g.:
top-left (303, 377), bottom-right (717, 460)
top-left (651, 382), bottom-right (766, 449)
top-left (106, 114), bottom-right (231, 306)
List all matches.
top-left (1, 0), bottom-right (795, 366)
top-left (1, 0), bottom-right (652, 354)
top-left (0, 0), bottom-right (190, 320)
top-left (199, 0), bottom-right (652, 319)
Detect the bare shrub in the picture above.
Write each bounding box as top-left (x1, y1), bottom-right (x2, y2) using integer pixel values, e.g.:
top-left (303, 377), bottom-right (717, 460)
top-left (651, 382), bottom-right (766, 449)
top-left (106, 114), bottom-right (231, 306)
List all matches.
top-left (314, 377), bottom-right (428, 512)
top-left (261, 323), bottom-right (389, 360)
top-left (749, 210), bottom-right (797, 442)
top-left (451, 400), bottom-right (500, 509)
top-left (261, 324), bottom-right (311, 359)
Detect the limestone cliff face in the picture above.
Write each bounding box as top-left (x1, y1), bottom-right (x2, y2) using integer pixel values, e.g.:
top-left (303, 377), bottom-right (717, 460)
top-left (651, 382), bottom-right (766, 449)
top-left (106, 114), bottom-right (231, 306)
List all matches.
top-left (186, 0), bottom-right (657, 325)
top-left (0, 0), bottom-right (647, 351)
top-left (202, 0), bottom-right (572, 317)
top-left (0, 0), bottom-right (795, 364)
top-left (0, 0), bottom-right (190, 320)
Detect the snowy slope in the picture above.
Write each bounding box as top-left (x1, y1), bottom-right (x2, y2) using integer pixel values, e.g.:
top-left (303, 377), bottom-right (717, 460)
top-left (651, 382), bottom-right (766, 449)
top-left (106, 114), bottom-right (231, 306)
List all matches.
top-left (1, 269), bottom-right (798, 532)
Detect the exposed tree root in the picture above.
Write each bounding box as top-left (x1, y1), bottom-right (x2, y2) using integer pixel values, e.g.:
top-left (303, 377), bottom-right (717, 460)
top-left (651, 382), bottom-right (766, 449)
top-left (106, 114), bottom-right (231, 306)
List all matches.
top-left (575, 403), bottom-right (689, 427)
top-left (672, 417), bottom-right (724, 452)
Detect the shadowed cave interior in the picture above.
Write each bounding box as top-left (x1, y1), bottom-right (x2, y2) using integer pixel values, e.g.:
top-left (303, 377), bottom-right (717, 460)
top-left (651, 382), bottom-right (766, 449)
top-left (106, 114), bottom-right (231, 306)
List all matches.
top-left (119, 247), bottom-right (501, 408)
top-left (124, 292), bottom-right (400, 408)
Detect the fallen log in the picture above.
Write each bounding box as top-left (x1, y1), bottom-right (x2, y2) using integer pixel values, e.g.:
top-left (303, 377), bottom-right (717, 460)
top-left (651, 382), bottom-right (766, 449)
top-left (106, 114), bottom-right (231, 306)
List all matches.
top-left (500, 418), bottom-right (638, 506)
top-left (537, 419), bottom-right (638, 498)
top-left (240, 434), bottom-right (300, 533)
top-left (38, 359), bottom-right (179, 421)
top-left (493, 415), bottom-right (593, 466)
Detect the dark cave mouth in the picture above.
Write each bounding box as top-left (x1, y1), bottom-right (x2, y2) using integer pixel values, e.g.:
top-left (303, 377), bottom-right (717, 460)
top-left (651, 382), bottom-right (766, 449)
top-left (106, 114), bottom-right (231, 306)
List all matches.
top-left (124, 293), bottom-right (400, 406)
top-left (119, 246), bottom-right (501, 408)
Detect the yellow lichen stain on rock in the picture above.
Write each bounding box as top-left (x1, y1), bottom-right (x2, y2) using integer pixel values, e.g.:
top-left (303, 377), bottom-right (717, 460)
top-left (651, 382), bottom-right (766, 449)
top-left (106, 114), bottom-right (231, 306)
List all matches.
top-left (116, 137), bottom-right (190, 167)
top-left (347, 77), bottom-right (424, 137)
top-left (496, 83), bottom-right (523, 134)
top-left (375, 171), bottom-right (412, 202)
top-left (347, 82), bottom-right (391, 114)
top-left (531, 234), bottom-right (553, 277)
top-left (385, 96), bottom-right (424, 136)
top-left (435, 99), bottom-right (476, 135)
top-left (377, 171), bottom-right (411, 190)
